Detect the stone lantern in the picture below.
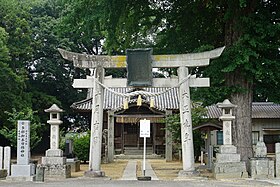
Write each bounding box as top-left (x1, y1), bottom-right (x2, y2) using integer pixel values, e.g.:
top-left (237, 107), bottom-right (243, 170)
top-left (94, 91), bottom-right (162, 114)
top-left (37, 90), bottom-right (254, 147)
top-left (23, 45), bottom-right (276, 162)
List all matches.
top-left (44, 104), bottom-right (63, 155)
top-left (42, 104), bottom-right (71, 179)
top-left (213, 99), bottom-right (248, 179)
top-left (216, 99), bottom-right (236, 145)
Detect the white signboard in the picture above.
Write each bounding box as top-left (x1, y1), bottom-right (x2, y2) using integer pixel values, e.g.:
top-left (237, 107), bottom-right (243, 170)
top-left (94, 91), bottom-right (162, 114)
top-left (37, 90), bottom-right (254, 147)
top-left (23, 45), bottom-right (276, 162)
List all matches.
top-left (140, 119), bottom-right (150, 138)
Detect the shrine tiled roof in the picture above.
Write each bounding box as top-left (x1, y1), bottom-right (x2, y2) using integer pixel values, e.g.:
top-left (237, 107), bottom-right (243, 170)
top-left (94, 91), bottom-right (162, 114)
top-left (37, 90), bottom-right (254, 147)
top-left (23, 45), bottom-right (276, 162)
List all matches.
top-left (71, 87), bottom-right (179, 112)
top-left (71, 89), bottom-right (280, 119)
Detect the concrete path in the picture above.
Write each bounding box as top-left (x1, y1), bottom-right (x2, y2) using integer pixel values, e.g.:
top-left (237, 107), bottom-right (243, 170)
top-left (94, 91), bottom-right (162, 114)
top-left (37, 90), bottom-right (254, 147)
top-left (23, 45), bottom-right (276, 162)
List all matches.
top-left (120, 160), bottom-right (137, 180)
top-left (120, 160), bottom-right (158, 180)
top-left (141, 160), bottom-right (159, 180)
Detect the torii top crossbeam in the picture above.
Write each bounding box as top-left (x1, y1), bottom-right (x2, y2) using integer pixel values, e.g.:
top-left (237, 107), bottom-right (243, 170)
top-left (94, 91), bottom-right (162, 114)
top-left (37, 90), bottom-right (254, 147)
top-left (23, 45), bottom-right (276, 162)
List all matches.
top-left (58, 47), bottom-right (225, 68)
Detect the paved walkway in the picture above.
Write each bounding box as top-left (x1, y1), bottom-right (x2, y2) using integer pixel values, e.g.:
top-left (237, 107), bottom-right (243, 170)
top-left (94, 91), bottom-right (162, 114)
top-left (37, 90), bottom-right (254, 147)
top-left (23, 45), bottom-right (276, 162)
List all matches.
top-left (121, 160), bottom-right (137, 180)
top-left (121, 160), bottom-right (158, 180)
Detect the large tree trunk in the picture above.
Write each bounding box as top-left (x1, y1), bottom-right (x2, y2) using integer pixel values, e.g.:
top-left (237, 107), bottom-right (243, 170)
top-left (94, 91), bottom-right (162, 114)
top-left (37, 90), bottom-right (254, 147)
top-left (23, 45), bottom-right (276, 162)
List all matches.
top-left (225, 70), bottom-right (253, 167)
top-left (223, 2), bottom-right (256, 167)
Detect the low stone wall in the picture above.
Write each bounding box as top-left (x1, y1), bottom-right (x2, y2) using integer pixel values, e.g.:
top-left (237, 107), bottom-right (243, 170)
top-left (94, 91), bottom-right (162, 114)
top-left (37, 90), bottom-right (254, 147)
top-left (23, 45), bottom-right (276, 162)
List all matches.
top-left (250, 158), bottom-right (274, 179)
top-left (0, 169), bottom-right (7, 179)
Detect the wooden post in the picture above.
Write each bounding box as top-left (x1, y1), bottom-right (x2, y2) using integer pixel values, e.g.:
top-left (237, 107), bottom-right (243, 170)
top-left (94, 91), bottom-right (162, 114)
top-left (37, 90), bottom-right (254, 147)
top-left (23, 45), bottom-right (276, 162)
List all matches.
top-left (107, 110), bottom-right (114, 163)
top-left (165, 110), bottom-right (173, 161)
top-left (121, 123), bottom-right (124, 154)
top-left (152, 123), bottom-right (156, 154)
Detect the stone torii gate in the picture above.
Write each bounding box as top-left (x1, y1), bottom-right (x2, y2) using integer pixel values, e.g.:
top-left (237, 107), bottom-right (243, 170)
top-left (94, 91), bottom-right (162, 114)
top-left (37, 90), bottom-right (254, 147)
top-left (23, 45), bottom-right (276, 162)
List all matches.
top-left (59, 47), bottom-right (224, 177)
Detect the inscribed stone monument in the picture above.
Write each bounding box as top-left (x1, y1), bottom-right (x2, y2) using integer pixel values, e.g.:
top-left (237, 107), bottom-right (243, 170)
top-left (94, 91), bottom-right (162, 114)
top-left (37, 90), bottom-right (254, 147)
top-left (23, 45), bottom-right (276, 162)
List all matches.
top-left (9, 120), bottom-right (35, 181)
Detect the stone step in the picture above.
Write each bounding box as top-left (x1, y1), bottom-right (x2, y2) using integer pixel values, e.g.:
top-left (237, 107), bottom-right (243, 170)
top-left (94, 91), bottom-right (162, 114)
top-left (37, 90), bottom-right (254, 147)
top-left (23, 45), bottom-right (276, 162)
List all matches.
top-left (124, 151), bottom-right (153, 155)
top-left (115, 154), bottom-right (162, 159)
top-left (124, 146), bottom-right (153, 150)
top-left (124, 150), bottom-right (153, 155)
top-left (124, 147), bottom-right (153, 155)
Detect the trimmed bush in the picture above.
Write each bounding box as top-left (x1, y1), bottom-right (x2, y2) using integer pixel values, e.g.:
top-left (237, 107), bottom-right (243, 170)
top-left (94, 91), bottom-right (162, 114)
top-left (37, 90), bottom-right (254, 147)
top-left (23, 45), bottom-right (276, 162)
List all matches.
top-left (73, 132), bottom-right (90, 162)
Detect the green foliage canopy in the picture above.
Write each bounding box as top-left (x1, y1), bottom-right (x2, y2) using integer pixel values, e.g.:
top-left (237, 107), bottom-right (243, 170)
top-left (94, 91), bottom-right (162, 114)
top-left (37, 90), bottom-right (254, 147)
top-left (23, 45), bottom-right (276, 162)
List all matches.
top-left (0, 108), bottom-right (43, 150)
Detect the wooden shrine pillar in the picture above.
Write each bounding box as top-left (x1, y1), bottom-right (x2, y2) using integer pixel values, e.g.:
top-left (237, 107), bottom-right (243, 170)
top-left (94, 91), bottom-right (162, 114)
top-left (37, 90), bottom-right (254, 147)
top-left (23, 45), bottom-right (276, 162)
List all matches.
top-left (107, 110), bottom-right (114, 163)
top-left (165, 110), bottom-right (173, 162)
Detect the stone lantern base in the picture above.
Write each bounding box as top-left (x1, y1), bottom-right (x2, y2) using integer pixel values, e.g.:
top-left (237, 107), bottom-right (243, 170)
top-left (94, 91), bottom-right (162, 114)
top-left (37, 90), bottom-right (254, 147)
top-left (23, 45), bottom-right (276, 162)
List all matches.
top-left (41, 149), bottom-right (71, 179)
top-left (213, 162), bottom-right (248, 179)
top-left (212, 145), bottom-right (248, 179)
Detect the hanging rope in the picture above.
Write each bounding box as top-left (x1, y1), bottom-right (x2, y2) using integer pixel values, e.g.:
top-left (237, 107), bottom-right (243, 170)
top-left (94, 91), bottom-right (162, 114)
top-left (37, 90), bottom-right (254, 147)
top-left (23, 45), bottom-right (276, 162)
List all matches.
top-left (94, 74), bottom-right (192, 98)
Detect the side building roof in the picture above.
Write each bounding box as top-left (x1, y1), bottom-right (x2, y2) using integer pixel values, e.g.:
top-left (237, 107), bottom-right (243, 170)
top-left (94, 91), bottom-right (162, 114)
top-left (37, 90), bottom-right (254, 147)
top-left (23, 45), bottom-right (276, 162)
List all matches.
top-left (206, 102), bottom-right (280, 119)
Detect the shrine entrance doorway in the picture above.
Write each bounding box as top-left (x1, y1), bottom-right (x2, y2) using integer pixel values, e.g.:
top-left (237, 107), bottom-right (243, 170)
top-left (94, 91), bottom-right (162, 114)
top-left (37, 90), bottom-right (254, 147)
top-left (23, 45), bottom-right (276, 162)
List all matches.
top-left (124, 123), bottom-right (139, 147)
top-left (113, 104), bottom-right (165, 155)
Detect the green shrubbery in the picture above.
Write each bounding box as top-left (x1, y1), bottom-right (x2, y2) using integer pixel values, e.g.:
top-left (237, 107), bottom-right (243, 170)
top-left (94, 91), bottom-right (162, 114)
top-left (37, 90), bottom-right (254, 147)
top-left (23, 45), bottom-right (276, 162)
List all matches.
top-left (62, 132), bottom-right (90, 162)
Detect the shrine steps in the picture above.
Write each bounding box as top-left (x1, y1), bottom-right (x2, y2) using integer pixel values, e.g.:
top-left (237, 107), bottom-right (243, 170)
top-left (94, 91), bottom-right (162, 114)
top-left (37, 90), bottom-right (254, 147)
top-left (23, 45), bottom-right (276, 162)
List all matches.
top-left (114, 146), bottom-right (162, 159)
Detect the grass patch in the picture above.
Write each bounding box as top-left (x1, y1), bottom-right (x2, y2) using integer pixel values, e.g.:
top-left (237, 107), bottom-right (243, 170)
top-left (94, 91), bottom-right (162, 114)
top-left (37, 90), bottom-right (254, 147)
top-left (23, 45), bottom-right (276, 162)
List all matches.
top-left (149, 160), bottom-right (183, 180)
top-left (71, 160), bottom-right (128, 179)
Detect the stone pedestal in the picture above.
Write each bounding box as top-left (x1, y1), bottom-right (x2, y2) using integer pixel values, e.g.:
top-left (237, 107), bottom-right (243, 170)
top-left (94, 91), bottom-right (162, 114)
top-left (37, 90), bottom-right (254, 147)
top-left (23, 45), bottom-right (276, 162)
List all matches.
top-left (43, 164), bottom-right (71, 179)
top-left (41, 150), bottom-right (71, 179)
top-left (84, 170), bottom-right (105, 177)
top-left (250, 158), bottom-right (274, 179)
top-left (46, 149), bottom-right (63, 157)
top-left (11, 164), bottom-right (35, 177)
top-left (213, 162), bottom-right (248, 179)
top-left (213, 145), bottom-right (248, 179)
top-left (66, 158), bottom-right (80, 172)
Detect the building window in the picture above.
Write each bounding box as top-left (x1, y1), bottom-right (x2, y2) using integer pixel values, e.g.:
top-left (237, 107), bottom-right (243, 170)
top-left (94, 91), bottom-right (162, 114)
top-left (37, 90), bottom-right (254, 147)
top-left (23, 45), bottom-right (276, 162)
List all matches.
top-left (252, 131), bottom-right (259, 145)
top-left (264, 135), bottom-right (280, 153)
top-left (217, 131), bottom-right (223, 145)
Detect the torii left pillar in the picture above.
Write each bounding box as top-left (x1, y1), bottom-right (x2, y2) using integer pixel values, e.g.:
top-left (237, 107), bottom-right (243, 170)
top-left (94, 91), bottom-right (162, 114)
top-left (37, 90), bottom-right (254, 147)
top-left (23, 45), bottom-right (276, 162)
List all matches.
top-left (84, 66), bottom-right (105, 177)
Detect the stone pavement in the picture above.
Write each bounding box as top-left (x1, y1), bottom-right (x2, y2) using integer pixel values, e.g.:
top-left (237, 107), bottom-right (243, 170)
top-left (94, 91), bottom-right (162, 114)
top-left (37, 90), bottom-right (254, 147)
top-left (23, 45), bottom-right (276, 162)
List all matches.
top-left (121, 160), bottom-right (159, 180)
top-left (121, 160), bottom-right (137, 180)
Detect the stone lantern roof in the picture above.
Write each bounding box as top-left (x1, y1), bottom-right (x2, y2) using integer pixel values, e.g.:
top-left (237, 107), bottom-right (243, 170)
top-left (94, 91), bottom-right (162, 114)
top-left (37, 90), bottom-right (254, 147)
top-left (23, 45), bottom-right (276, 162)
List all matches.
top-left (216, 99), bottom-right (237, 109)
top-left (44, 104), bottom-right (64, 113)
